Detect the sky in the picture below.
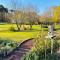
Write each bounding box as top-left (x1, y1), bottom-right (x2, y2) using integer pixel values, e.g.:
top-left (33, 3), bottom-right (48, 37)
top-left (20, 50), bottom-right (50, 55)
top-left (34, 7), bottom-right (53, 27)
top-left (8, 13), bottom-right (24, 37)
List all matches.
top-left (0, 0), bottom-right (60, 14)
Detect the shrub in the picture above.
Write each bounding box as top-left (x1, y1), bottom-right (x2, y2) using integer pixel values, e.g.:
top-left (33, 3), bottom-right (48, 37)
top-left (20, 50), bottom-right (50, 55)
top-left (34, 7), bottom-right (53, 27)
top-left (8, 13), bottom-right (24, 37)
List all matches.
top-left (21, 32), bottom-right (59, 60)
top-left (21, 51), bottom-right (39, 60)
top-left (0, 38), bottom-right (17, 57)
top-left (10, 27), bottom-right (16, 31)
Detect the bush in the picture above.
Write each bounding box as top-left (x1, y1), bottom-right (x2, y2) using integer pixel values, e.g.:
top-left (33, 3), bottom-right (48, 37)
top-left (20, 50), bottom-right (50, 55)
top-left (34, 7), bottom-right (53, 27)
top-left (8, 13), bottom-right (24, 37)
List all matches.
top-left (0, 39), bottom-right (17, 57)
top-left (21, 51), bottom-right (58, 60)
top-left (21, 51), bottom-right (39, 60)
top-left (21, 32), bottom-right (59, 60)
top-left (10, 27), bottom-right (16, 31)
top-left (0, 39), bottom-right (17, 47)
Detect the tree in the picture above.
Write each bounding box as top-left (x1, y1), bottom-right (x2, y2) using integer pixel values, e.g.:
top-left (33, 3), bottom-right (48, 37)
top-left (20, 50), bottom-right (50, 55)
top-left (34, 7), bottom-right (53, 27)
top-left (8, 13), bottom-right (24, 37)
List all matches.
top-left (52, 6), bottom-right (60, 23)
top-left (25, 4), bottom-right (38, 30)
top-left (10, 0), bottom-right (39, 31)
top-left (0, 5), bottom-right (8, 22)
top-left (44, 6), bottom-right (60, 24)
top-left (10, 0), bottom-right (23, 31)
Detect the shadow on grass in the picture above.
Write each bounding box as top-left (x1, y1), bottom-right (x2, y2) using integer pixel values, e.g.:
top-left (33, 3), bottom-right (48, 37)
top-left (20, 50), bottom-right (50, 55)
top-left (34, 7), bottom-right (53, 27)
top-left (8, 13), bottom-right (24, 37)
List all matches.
top-left (13, 29), bottom-right (41, 32)
top-left (0, 28), bottom-right (48, 32)
top-left (12, 28), bottom-right (48, 32)
top-left (54, 28), bottom-right (60, 31)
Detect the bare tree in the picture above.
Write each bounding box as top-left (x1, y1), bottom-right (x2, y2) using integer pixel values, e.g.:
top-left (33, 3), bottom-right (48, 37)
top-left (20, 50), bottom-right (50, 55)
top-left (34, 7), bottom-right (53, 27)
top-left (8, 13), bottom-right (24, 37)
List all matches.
top-left (10, 0), bottom-right (39, 30)
top-left (26, 4), bottom-right (38, 30)
top-left (10, 0), bottom-right (22, 31)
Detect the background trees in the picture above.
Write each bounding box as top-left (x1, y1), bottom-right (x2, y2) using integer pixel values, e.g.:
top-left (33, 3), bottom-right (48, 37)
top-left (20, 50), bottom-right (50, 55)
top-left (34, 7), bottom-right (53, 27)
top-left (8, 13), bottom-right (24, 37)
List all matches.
top-left (10, 0), bottom-right (39, 30)
top-left (44, 6), bottom-right (60, 24)
top-left (52, 6), bottom-right (60, 24)
top-left (25, 5), bottom-right (39, 29)
top-left (1, 0), bottom-right (60, 31)
top-left (0, 5), bottom-right (8, 22)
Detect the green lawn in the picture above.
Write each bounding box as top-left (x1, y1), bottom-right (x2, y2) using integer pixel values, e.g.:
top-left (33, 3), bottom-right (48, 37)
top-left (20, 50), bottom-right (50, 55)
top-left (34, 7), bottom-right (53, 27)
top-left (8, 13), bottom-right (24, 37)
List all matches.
top-left (0, 24), bottom-right (41, 43)
top-left (0, 24), bottom-right (60, 43)
top-left (0, 31), bottom-right (38, 43)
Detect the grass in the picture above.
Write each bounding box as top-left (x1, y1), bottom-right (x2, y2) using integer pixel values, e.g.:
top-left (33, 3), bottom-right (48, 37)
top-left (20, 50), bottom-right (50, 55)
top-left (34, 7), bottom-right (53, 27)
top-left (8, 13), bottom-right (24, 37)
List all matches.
top-left (0, 31), bottom-right (38, 43)
top-left (0, 24), bottom-right (41, 43)
top-left (54, 24), bottom-right (60, 30)
top-left (0, 24), bottom-right (60, 43)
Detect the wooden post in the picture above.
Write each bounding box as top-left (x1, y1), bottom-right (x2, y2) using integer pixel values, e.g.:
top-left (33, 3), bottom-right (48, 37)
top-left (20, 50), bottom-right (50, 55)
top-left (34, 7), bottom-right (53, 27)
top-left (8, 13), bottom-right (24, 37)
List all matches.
top-left (51, 38), bottom-right (53, 54)
top-left (45, 25), bottom-right (54, 55)
top-left (48, 25), bottom-right (54, 54)
top-left (48, 25), bottom-right (54, 37)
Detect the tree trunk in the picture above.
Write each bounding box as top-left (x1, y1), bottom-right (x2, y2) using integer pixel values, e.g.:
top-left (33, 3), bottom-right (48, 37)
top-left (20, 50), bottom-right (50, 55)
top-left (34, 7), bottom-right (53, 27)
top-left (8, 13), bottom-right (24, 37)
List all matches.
top-left (30, 24), bottom-right (32, 30)
top-left (16, 21), bottom-right (20, 31)
top-left (19, 23), bottom-right (22, 30)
